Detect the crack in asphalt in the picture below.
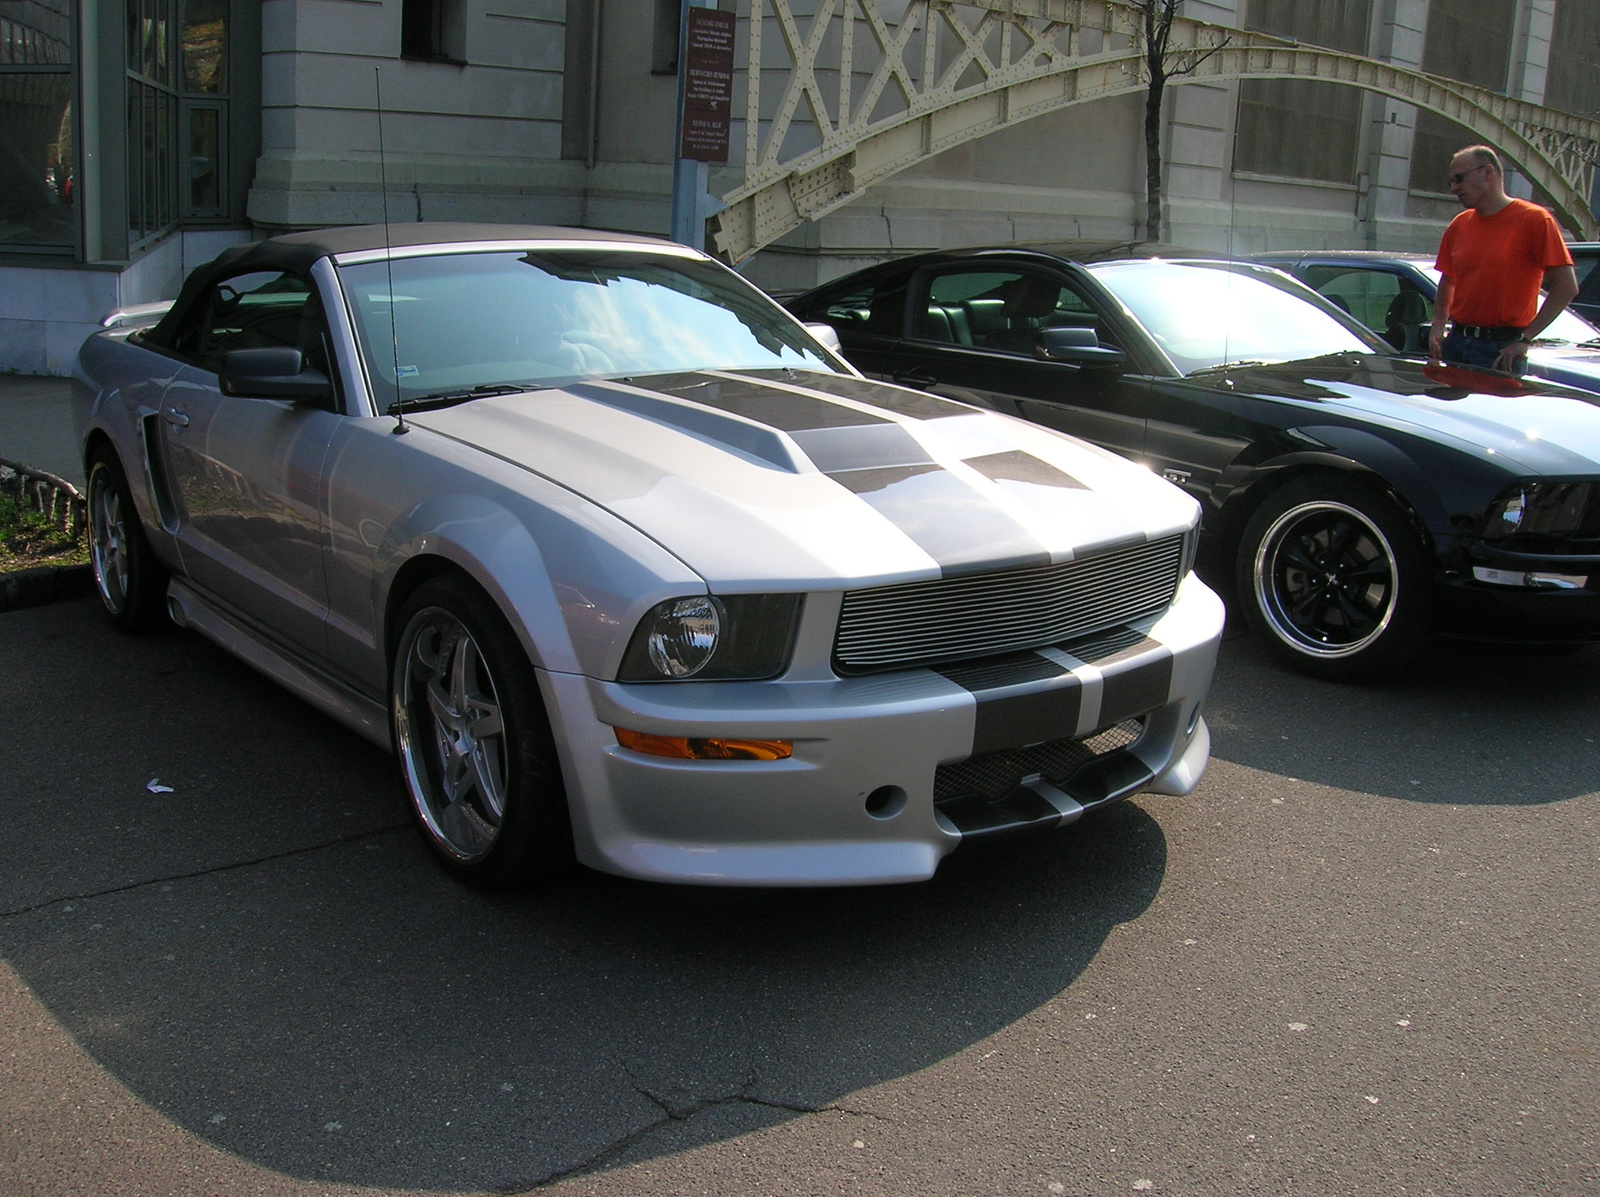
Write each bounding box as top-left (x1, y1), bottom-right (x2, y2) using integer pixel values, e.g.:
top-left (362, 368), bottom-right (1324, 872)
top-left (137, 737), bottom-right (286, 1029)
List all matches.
top-left (0, 823), bottom-right (413, 919)
top-left (498, 1067), bottom-right (892, 1192)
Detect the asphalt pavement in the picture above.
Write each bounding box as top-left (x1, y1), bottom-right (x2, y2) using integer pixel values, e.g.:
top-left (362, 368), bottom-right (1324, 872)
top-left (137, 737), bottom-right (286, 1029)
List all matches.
top-left (3, 597), bottom-right (1598, 1195)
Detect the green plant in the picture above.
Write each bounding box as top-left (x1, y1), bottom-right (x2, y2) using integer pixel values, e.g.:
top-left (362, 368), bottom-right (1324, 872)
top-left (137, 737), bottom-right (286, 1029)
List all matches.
top-left (0, 494), bottom-right (88, 570)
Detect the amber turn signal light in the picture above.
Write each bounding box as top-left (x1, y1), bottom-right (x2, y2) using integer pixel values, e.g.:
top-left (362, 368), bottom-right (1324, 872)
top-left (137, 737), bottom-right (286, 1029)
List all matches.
top-left (614, 727), bottom-right (793, 761)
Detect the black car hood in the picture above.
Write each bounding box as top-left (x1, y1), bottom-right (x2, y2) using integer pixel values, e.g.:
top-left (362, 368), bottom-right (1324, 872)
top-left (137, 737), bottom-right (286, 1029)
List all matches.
top-left (1194, 354), bottom-right (1600, 475)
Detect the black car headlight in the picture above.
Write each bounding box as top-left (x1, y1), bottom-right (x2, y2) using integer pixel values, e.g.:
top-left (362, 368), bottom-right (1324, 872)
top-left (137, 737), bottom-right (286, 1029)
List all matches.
top-left (1479, 481), bottom-right (1600, 545)
top-left (618, 594), bottom-right (803, 681)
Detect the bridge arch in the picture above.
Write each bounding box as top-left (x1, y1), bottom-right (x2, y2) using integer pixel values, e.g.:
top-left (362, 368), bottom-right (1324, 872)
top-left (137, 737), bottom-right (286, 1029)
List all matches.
top-left (713, 0), bottom-right (1599, 263)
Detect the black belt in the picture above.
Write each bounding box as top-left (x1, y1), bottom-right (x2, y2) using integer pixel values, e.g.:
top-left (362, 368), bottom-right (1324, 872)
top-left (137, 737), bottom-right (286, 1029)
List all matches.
top-left (1451, 323), bottom-right (1523, 341)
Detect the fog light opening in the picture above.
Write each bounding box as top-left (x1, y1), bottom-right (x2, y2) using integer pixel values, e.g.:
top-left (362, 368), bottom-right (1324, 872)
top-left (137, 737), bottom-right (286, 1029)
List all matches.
top-left (864, 785), bottom-right (906, 820)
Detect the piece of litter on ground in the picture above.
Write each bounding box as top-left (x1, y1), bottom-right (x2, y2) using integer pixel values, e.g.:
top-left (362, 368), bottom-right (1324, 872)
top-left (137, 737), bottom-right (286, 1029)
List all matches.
top-left (146, 779), bottom-right (174, 793)
top-left (1365, 1095), bottom-right (1380, 1104)
top-left (1287, 1022), bottom-right (1308, 1032)
top-left (853, 1139), bottom-right (865, 1149)
top-left (1133, 1181), bottom-right (1154, 1192)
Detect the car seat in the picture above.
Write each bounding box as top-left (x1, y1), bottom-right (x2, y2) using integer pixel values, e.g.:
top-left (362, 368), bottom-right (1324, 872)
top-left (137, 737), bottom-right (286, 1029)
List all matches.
top-left (1384, 289), bottom-right (1429, 353)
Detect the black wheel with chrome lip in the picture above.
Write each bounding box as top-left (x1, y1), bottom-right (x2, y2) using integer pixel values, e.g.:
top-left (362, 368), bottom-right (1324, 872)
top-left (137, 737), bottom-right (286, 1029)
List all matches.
top-left (1237, 474), bottom-right (1434, 680)
top-left (86, 444), bottom-right (169, 631)
top-left (391, 576), bottom-right (573, 888)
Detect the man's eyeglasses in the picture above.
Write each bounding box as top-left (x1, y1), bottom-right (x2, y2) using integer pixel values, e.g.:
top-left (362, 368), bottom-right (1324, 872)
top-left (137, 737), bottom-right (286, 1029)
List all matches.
top-left (1449, 163), bottom-right (1491, 185)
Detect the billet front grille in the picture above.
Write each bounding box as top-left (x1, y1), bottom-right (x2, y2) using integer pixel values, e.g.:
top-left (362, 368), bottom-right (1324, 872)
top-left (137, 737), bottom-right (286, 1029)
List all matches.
top-left (834, 534), bottom-right (1185, 673)
top-left (935, 719), bottom-right (1146, 805)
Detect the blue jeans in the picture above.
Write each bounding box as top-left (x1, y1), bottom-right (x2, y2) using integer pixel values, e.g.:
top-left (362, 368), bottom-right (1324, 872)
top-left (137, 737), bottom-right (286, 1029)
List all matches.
top-left (1441, 329), bottom-right (1527, 375)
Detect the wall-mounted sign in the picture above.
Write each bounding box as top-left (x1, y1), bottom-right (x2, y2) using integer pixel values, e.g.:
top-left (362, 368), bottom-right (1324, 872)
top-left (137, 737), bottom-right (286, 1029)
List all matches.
top-left (679, 7), bottom-right (735, 163)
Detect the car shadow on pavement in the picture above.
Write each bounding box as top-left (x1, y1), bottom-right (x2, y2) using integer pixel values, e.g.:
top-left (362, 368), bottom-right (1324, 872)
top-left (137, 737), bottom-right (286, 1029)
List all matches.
top-left (0, 598), bottom-right (1167, 1192)
top-left (1205, 630), bottom-right (1600, 806)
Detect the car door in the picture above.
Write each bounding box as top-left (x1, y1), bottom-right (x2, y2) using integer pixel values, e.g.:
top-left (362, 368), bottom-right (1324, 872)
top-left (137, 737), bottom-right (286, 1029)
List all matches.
top-left (870, 263), bottom-right (1151, 461)
top-left (155, 268), bottom-right (341, 659)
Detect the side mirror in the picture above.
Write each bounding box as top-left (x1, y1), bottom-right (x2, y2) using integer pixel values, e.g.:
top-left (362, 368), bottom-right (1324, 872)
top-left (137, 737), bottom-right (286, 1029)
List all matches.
top-left (1036, 326), bottom-right (1127, 371)
top-left (219, 347), bottom-right (333, 402)
top-left (804, 322), bottom-right (844, 354)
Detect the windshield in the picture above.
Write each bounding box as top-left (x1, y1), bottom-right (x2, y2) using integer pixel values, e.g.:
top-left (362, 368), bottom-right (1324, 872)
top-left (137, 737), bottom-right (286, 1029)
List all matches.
top-left (339, 249), bottom-right (836, 406)
top-left (1089, 260), bottom-right (1378, 375)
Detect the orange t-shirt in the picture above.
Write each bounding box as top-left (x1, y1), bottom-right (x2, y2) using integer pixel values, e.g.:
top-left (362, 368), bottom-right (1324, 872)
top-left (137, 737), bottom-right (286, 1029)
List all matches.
top-left (1435, 199), bottom-right (1573, 327)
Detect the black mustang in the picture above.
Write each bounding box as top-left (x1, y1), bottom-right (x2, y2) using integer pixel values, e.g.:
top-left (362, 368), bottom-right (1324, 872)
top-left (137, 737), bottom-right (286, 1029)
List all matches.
top-left (789, 243), bottom-right (1600, 679)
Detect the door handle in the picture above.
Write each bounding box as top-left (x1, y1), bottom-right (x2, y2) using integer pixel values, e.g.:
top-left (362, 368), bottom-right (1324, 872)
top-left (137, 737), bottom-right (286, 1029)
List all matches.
top-left (162, 406), bottom-right (190, 428)
top-left (892, 368), bottom-right (938, 390)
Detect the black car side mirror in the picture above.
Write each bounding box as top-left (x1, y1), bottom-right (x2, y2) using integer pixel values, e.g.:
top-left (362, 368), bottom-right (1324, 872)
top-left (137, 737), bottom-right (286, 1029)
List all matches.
top-left (1036, 326), bottom-right (1128, 371)
top-left (219, 347), bottom-right (334, 402)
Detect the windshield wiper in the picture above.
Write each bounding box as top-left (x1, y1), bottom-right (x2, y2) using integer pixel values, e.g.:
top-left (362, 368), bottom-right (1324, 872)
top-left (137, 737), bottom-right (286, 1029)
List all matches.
top-left (386, 382), bottom-right (539, 416)
top-left (1189, 359), bottom-right (1272, 376)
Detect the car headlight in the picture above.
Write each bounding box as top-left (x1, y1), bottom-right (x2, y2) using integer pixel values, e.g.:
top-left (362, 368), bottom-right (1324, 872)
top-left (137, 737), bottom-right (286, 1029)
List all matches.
top-left (1480, 481), bottom-right (1600, 543)
top-left (618, 594), bottom-right (803, 681)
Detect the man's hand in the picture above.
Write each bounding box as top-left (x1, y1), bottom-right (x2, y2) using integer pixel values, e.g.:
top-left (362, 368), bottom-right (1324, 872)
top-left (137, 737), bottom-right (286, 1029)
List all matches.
top-left (1493, 337), bottom-right (1528, 373)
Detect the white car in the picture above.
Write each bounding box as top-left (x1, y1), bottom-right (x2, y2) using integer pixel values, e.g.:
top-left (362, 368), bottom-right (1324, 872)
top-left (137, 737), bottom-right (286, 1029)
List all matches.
top-left (74, 224), bottom-right (1223, 887)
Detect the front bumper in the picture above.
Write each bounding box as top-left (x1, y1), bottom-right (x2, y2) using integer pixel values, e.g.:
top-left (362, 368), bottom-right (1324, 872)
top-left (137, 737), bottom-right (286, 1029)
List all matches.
top-left (1440, 545), bottom-right (1600, 644)
top-left (540, 573), bottom-right (1225, 886)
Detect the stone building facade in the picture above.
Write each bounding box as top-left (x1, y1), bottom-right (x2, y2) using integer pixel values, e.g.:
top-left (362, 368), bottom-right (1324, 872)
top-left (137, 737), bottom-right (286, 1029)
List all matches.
top-left (1, 0), bottom-right (1595, 373)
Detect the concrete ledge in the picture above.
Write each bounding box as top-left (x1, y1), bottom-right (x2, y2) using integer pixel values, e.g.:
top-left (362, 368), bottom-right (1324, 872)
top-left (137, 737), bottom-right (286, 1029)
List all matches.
top-left (0, 563), bottom-right (94, 614)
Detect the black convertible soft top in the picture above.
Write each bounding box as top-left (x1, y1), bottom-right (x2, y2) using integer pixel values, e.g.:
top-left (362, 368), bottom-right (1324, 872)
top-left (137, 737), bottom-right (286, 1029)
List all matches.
top-left (144, 223), bottom-right (673, 347)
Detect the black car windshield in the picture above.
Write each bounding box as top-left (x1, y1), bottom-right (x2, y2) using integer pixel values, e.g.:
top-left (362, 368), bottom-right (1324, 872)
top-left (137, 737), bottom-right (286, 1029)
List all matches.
top-left (339, 249), bottom-right (836, 406)
top-left (1089, 260), bottom-right (1378, 375)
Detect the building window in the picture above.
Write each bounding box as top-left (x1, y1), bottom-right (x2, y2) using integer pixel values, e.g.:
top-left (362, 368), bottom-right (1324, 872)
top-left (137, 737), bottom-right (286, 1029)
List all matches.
top-left (401, 0), bottom-right (464, 63)
top-left (1546, 0), bottom-right (1600, 118)
top-left (1234, 0), bottom-right (1371, 185)
top-left (0, 0), bottom-right (76, 252)
top-left (127, 0), bottom-right (179, 245)
top-left (1408, 0), bottom-right (1514, 194)
top-left (1235, 80), bottom-right (1365, 185)
top-left (652, 0), bottom-right (679, 75)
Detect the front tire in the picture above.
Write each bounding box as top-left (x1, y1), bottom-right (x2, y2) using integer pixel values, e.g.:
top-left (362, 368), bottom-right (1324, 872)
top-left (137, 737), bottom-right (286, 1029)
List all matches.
top-left (86, 445), bottom-right (169, 631)
top-left (391, 576), bottom-right (572, 888)
top-left (1236, 474), bottom-right (1434, 680)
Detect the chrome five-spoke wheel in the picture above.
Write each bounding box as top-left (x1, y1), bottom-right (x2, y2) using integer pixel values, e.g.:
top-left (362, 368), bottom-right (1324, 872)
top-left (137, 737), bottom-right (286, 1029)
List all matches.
top-left (88, 464), bottom-right (130, 614)
top-left (85, 445), bottom-right (169, 631)
top-left (391, 576), bottom-right (571, 886)
top-left (394, 606), bottom-right (508, 861)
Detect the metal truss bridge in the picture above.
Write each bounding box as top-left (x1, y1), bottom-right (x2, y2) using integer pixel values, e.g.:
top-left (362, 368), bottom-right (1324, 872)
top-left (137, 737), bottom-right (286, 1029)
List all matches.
top-left (713, 0), bottom-right (1600, 263)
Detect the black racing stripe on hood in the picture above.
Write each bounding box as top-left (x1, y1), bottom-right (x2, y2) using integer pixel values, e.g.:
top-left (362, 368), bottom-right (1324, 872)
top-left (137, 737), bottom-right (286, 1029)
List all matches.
top-left (965, 449), bottom-right (1087, 489)
top-left (829, 464), bottom-right (1050, 577)
top-left (644, 371), bottom-right (893, 430)
top-left (565, 381), bottom-right (804, 471)
top-left (742, 368), bottom-right (977, 419)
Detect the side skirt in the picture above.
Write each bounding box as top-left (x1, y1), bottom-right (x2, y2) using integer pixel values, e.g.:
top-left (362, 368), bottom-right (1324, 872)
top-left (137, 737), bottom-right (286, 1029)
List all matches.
top-left (166, 579), bottom-right (392, 751)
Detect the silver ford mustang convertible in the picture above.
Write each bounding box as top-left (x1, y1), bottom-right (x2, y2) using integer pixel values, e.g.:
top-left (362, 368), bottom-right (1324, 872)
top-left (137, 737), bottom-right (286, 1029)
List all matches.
top-left (74, 224), bottom-right (1223, 887)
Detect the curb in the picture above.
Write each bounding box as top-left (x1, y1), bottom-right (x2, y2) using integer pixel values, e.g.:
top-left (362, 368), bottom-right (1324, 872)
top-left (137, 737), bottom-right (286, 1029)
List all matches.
top-left (0, 563), bottom-right (95, 614)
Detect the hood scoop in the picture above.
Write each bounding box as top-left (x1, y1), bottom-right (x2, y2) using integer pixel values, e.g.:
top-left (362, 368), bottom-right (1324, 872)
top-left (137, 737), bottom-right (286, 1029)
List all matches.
top-left (565, 380), bottom-right (804, 472)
